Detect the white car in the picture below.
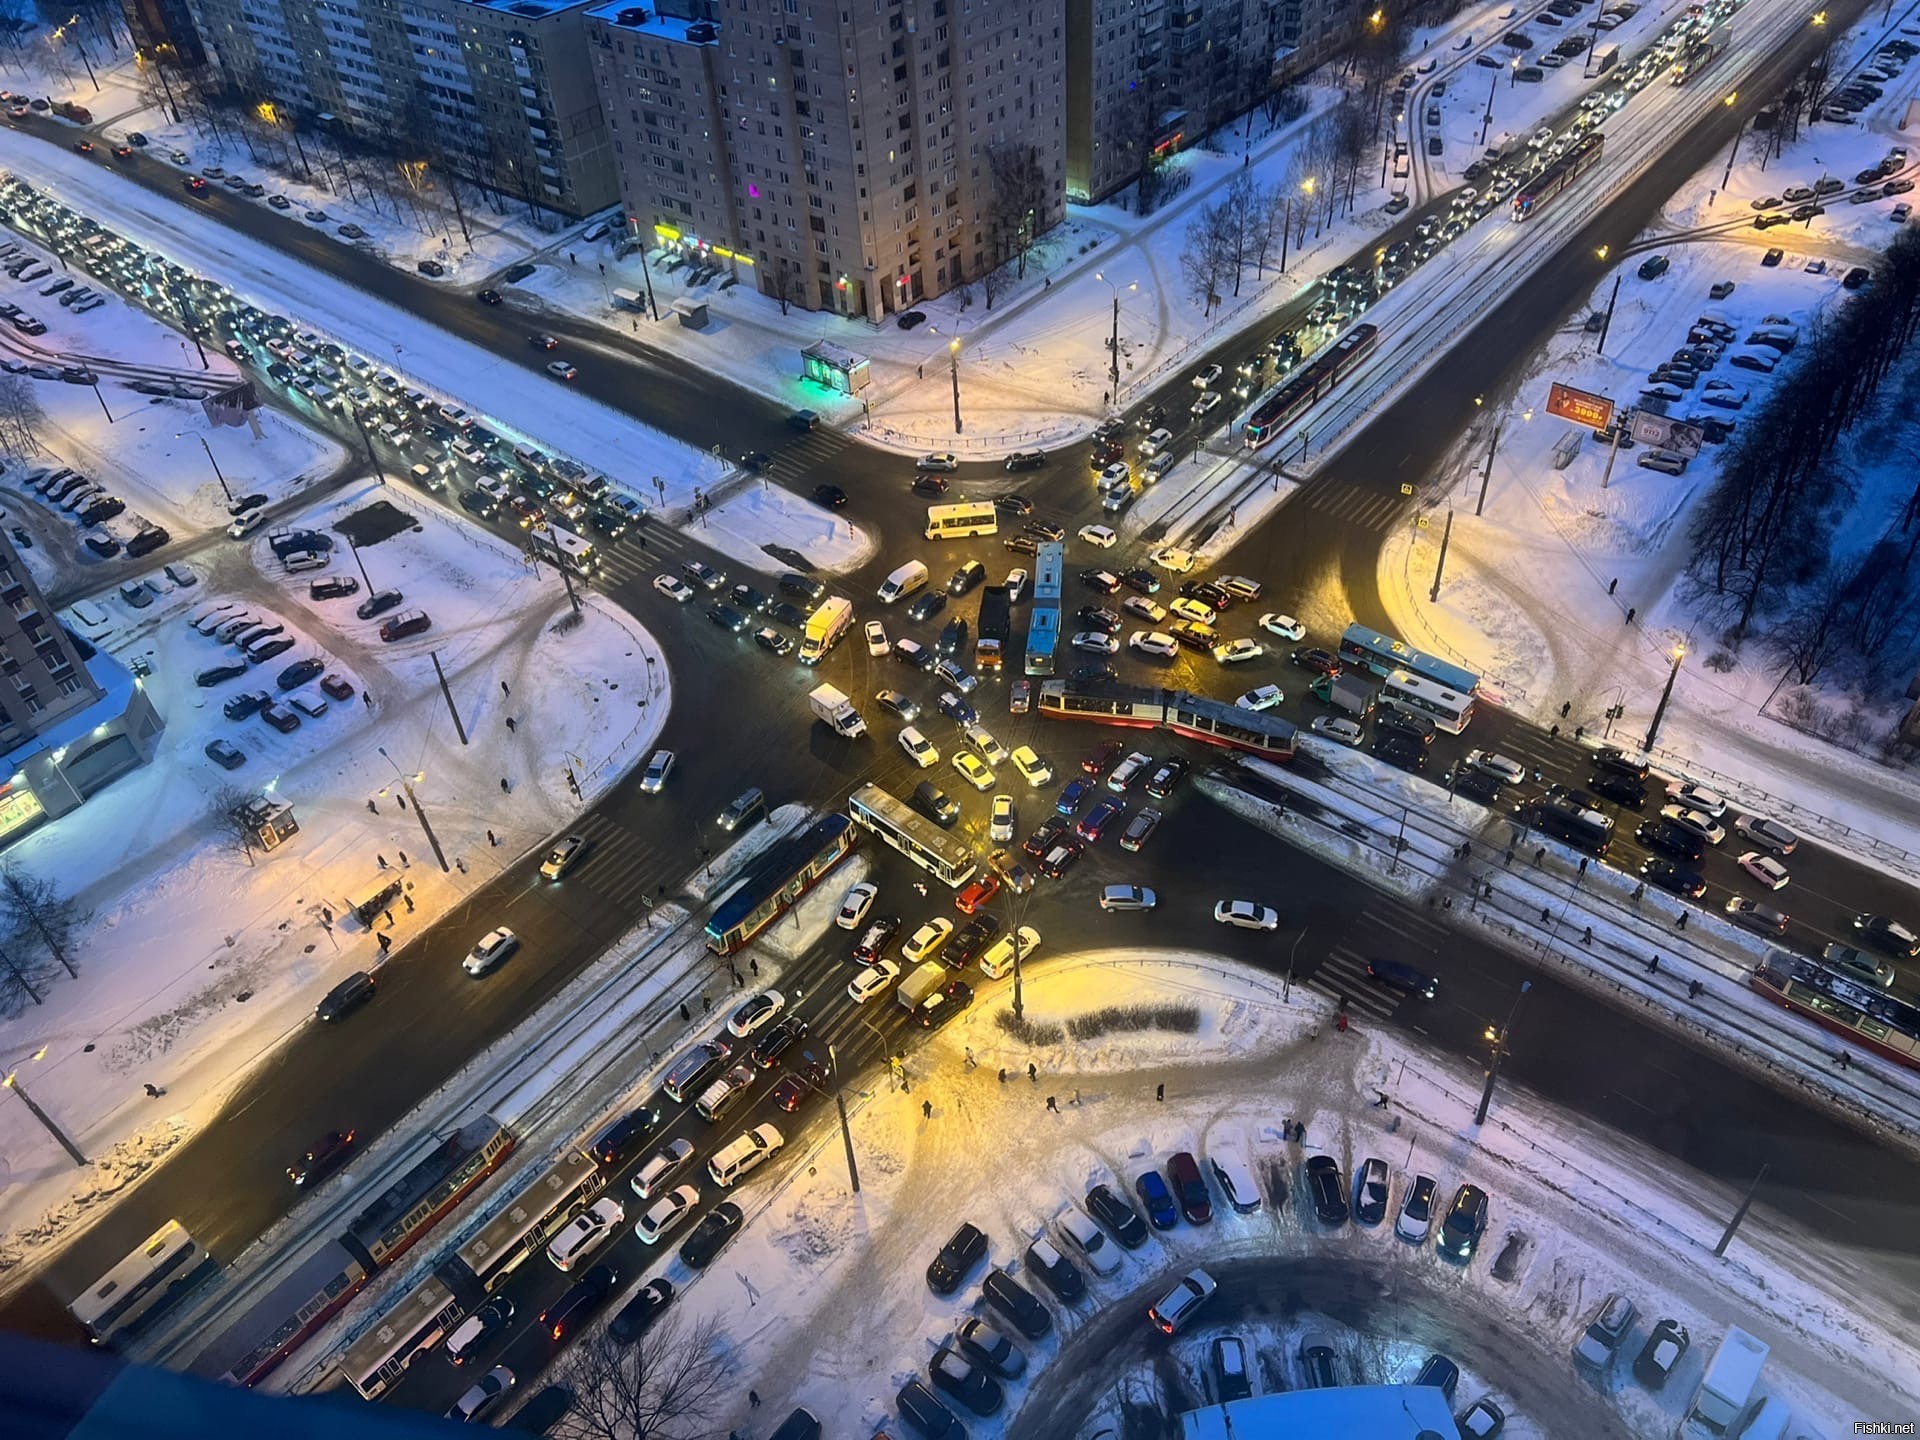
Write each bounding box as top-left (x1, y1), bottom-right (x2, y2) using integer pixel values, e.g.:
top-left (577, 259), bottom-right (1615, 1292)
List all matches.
top-left (1733, 814), bottom-right (1798, 855)
top-left (1191, 391), bottom-right (1223, 418)
top-left (1236, 684), bottom-right (1284, 712)
top-left (652, 574), bottom-right (694, 603)
top-left (634, 1184), bottom-right (700, 1244)
top-left (848, 958), bottom-right (901, 1003)
top-left (900, 726), bottom-right (940, 768)
top-left (540, 835), bottom-right (586, 880)
top-left (463, 927), bottom-right (520, 976)
top-left (1129, 630), bottom-right (1178, 657)
top-left (1258, 612), bottom-right (1305, 640)
top-left (1072, 630), bottom-right (1119, 655)
top-left (952, 751), bottom-right (996, 790)
top-left (864, 620), bottom-right (889, 656)
top-left (1396, 1174), bottom-right (1438, 1243)
top-left (1123, 595), bottom-right (1167, 623)
top-left (978, 925), bottom-right (1040, 980)
top-left (448, 1366), bottom-right (516, 1423)
top-left (1140, 426), bottom-right (1174, 455)
top-left (1011, 745), bottom-right (1054, 786)
top-left (903, 917), bottom-right (954, 963)
top-left (1311, 716), bottom-right (1363, 746)
top-left (1660, 804), bottom-right (1726, 846)
top-left (1005, 568), bottom-right (1029, 601)
top-left (1464, 750), bottom-right (1526, 786)
top-left (641, 749), bottom-right (675, 793)
top-left (836, 881), bottom-right (878, 929)
top-left (1214, 899), bottom-right (1279, 931)
top-left (1151, 546), bottom-right (1197, 573)
top-left (990, 794), bottom-right (1016, 841)
top-left (1054, 1202), bottom-right (1121, 1276)
top-left (227, 509), bottom-right (266, 539)
top-left (1192, 363), bottom-right (1223, 388)
top-left (965, 724), bottom-right (1010, 765)
top-left (725, 989), bottom-right (787, 1038)
top-left (1208, 1151), bottom-right (1262, 1213)
top-left (1147, 1269), bottom-right (1218, 1335)
top-left (1737, 852), bottom-right (1790, 891)
top-left (546, 1197), bottom-right (624, 1270)
top-left (1079, 524), bottom-right (1119, 548)
top-left (1666, 780), bottom-right (1728, 817)
top-left (917, 452), bottom-right (960, 472)
top-left (630, 1139), bottom-right (695, 1200)
top-left (1099, 461), bottom-right (1132, 487)
top-left (1213, 638), bottom-right (1263, 665)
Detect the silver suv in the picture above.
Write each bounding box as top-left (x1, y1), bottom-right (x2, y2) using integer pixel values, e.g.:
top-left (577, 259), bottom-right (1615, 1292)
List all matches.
top-left (1098, 884), bottom-right (1157, 912)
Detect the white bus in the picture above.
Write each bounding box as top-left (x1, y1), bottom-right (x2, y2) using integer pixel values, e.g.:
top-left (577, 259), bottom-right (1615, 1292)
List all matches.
top-left (925, 502), bottom-right (998, 541)
top-left (529, 523), bottom-right (598, 576)
top-left (847, 782), bottom-right (978, 888)
top-left (1381, 668), bottom-right (1475, 734)
top-left (68, 1219), bottom-right (219, 1346)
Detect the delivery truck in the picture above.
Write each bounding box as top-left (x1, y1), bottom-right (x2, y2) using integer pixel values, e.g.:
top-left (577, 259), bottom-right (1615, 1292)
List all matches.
top-left (808, 682), bottom-right (867, 738)
top-left (898, 960), bottom-right (948, 1011)
top-left (799, 596), bottom-right (853, 664)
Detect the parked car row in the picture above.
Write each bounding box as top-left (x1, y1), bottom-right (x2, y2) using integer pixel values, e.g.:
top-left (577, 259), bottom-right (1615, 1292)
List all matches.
top-left (189, 600), bottom-right (353, 745)
top-left (13, 461), bottom-right (125, 531)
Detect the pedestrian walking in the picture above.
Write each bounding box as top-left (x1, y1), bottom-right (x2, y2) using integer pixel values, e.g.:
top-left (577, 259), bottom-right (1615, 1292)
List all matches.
top-left (1625, 606), bottom-right (1636, 625)
top-left (144, 1083), bottom-right (162, 1097)
top-left (1045, 1095), bottom-right (1058, 1113)
top-left (1676, 911), bottom-right (1689, 930)
top-left (1574, 726), bottom-right (1585, 740)
top-left (377, 854), bottom-right (389, 869)
top-left (1027, 1062), bottom-right (1038, 1082)
top-left (399, 851), bottom-right (409, 867)
top-left (1578, 857), bottom-right (1588, 875)
top-left (1560, 700), bottom-right (1572, 719)
top-left (383, 908), bottom-right (395, 929)
top-left (1633, 882), bottom-right (1646, 902)
top-left (1540, 907), bottom-right (1552, 923)
top-left (1685, 979), bottom-right (1702, 999)
top-left (1504, 847), bottom-right (1514, 867)
top-left (1335, 1013), bottom-right (1349, 1033)
top-left (367, 798), bottom-right (378, 814)
top-left (679, 1001), bottom-right (691, 1022)
top-left (505, 716), bottom-right (518, 733)
top-left (1646, 955), bottom-right (1660, 975)
top-left (500, 777), bottom-right (511, 793)
top-left (1836, 1051), bottom-right (1851, 1070)
top-left (701, 994), bottom-right (711, 1013)
top-left (1608, 577), bottom-right (1619, 595)
top-left (999, 1067), bottom-right (1007, 1084)
top-left (1582, 925), bottom-right (1593, 945)
top-left (1442, 896), bottom-right (1453, 910)
top-left (923, 1099), bottom-right (933, 1120)
top-left (1550, 724), bottom-right (1559, 738)
top-left (501, 680), bottom-right (511, 698)
top-left (404, 894), bottom-right (415, 913)
top-left (1373, 1090), bottom-right (1390, 1108)
top-left (730, 965), bottom-right (743, 986)
top-left (378, 932), bottom-right (392, 954)
top-left (1072, 1089), bottom-right (1080, 1106)
top-left (964, 1047), bottom-right (975, 1069)
top-left (455, 858), bottom-right (467, 874)
top-left (487, 829), bottom-right (498, 846)
top-left (750, 958), bottom-right (760, 977)
top-left (1534, 847), bottom-right (1547, 866)
top-left (1156, 1082), bottom-right (1165, 1102)
top-left (749, 1391), bottom-right (761, 1410)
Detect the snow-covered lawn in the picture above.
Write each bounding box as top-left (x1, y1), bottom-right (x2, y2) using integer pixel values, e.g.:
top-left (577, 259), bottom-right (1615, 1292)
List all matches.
top-left (577, 953), bottom-right (1890, 1438)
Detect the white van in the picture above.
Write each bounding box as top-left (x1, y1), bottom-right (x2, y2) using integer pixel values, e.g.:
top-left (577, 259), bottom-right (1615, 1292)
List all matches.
top-left (1737, 1397), bottom-right (1792, 1440)
top-left (877, 560), bottom-right (929, 604)
top-left (693, 1064), bottom-right (758, 1124)
top-left (708, 1123), bottom-right (784, 1186)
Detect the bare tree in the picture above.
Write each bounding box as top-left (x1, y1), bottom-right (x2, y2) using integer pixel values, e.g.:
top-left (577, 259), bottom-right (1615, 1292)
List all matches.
top-left (986, 142), bottom-right (1052, 278)
top-left (210, 784), bottom-right (264, 867)
top-left (981, 261), bottom-right (1012, 311)
top-left (1767, 570), bottom-right (1849, 686)
top-left (1178, 203), bottom-right (1236, 316)
top-left (0, 373), bottom-right (44, 459)
top-left (0, 942), bottom-right (47, 1017)
top-left (0, 865), bottom-right (79, 979)
top-left (767, 257), bottom-right (806, 316)
top-left (554, 1310), bottom-right (732, 1440)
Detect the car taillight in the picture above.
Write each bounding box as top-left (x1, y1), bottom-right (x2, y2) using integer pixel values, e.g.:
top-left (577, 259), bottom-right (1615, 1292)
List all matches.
top-left (1155, 1313), bottom-right (1173, 1334)
top-left (551, 1323), bottom-right (565, 1339)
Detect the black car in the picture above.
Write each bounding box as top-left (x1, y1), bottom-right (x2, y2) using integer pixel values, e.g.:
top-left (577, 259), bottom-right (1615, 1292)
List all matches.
top-left (911, 474), bottom-right (950, 498)
top-left (1634, 1318), bottom-right (1691, 1389)
top-left (311, 574), bottom-right (361, 602)
top-left (1025, 520), bottom-right (1067, 542)
top-left (85, 534), bottom-right (121, 558)
top-left (1641, 857), bottom-right (1706, 898)
top-left (814, 484), bottom-right (848, 507)
top-left (356, 589), bottom-right (405, 620)
top-left (994, 492), bottom-right (1035, 515)
top-left (1376, 705), bottom-right (1436, 745)
top-left (1636, 820), bottom-right (1704, 863)
top-left (1414, 1353), bottom-right (1461, 1405)
top-left (476, 288), bottom-right (502, 305)
top-left (1365, 957), bottom-right (1438, 999)
top-left (907, 590), bottom-right (948, 623)
top-left (751, 1015), bottom-right (809, 1069)
top-left (947, 915), bottom-right (1001, 967)
top-left (1075, 605), bottom-right (1121, 634)
top-left (1003, 450), bottom-right (1047, 472)
top-left (706, 604), bottom-right (749, 633)
top-left (1373, 731), bottom-right (1427, 771)
top-left (126, 527), bottom-right (170, 558)
top-left (1023, 1237), bottom-right (1086, 1302)
top-left (779, 572), bottom-right (826, 601)
top-left (223, 690), bottom-right (271, 721)
top-left (916, 979), bottom-right (973, 1030)
top-left (739, 451), bottom-right (772, 473)
top-left (913, 781), bottom-right (961, 828)
top-left (540, 1262), bottom-right (621, 1339)
top-left (929, 1343), bottom-right (1003, 1415)
top-left (1450, 765), bottom-right (1503, 804)
top-left (938, 617), bottom-right (970, 656)
top-left (1144, 758), bottom-right (1188, 799)
top-left (1120, 567), bottom-right (1160, 595)
top-left (1003, 534), bottom-right (1040, 555)
top-left (286, 1128), bottom-right (356, 1186)
top-left (1290, 646), bottom-right (1341, 676)
top-left (260, 701), bottom-right (301, 734)
top-left (1439, 1183), bottom-right (1488, 1260)
top-left (1180, 580), bottom-right (1232, 611)
top-left (588, 1104), bottom-right (660, 1166)
top-left (1084, 1183), bottom-right (1148, 1248)
top-left (980, 1270), bottom-right (1052, 1339)
top-left (927, 1221), bottom-right (988, 1295)
top-left (728, 583), bottom-right (770, 614)
top-left (1306, 1155), bottom-right (1349, 1225)
top-left (458, 488), bottom-right (498, 519)
top-left (679, 1201), bottom-right (744, 1269)
top-left (896, 1380), bottom-right (964, 1440)
top-left (1589, 770), bottom-right (1646, 808)
top-left (196, 662), bottom-right (250, 687)
top-left (607, 1278), bottom-right (675, 1345)
top-left (1071, 663), bottom-right (1118, 684)
top-left (769, 601), bottom-right (809, 629)
top-left (277, 658), bottom-right (325, 691)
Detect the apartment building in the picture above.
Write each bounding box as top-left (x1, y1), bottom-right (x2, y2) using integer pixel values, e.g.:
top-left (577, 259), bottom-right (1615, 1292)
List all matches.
top-left (0, 534), bottom-right (165, 848)
top-left (183, 0), bottom-right (619, 219)
top-left (587, 0), bottom-right (1068, 322)
top-left (1067, 0), bottom-right (1357, 203)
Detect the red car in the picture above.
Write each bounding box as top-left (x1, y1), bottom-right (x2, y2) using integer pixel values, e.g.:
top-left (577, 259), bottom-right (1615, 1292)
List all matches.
top-left (1076, 798), bottom-right (1124, 842)
top-left (182, 175), bottom-right (207, 193)
top-left (955, 874), bottom-right (1002, 915)
top-left (1081, 740), bottom-right (1124, 776)
top-left (287, 1128), bottom-right (356, 1186)
top-left (1166, 1151), bottom-right (1213, 1224)
top-left (319, 672), bottom-right (355, 701)
top-left (772, 1061), bottom-right (829, 1113)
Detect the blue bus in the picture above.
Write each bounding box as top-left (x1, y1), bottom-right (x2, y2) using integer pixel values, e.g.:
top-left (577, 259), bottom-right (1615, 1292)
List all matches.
top-left (704, 813), bottom-right (856, 953)
top-left (1025, 541), bottom-right (1064, 676)
top-left (1337, 624), bottom-right (1480, 694)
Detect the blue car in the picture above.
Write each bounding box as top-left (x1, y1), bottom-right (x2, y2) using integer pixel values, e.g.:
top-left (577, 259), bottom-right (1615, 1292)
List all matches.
top-left (1134, 1170), bottom-right (1178, 1230)
top-left (1056, 777), bottom-right (1094, 816)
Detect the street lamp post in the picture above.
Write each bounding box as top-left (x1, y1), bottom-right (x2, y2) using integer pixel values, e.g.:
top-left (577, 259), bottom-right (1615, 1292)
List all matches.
top-left (1643, 643), bottom-right (1685, 751)
top-left (828, 1043), bottom-right (860, 1194)
top-left (1719, 94), bottom-right (1744, 191)
top-left (1473, 980), bottom-right (1531, 1125)
top-left (179, 432), bottom-right (233, 503)
top-left (1092, 272), bottom-right (1137, 402)
top-left (949, 338), bottom-right (963, 434)
top-left (5, 1047), bottom-right (87, 1167)
top-left (377, 746), bottom-right (451, 872)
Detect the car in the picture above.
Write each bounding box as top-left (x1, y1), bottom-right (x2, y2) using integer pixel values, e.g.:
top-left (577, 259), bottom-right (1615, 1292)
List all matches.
top-left (1574, 1292), bottom-right (1637, 1368)
top-left (1855, 913), bottom-right (1920, 958)
top-left (1023, 816), bottom-right (1071, 859)
top-left (273, 657), bottom-right (324, 692)
top-left (917, 451), bottom-right (959, 472)
top-left (1666, 780), bottom-right (1728, 817)
top-left (223, 690), bottom-right (271, 722)
top-left (1076, 604), bottom-right (1122, 635)
top-left (1258, 612), bottom-right (1306, 640)
top-left (1641, 857), bottom-right (1706, 898)
top-left (952, 751), bottom-right (995, 791)
top-left (1637, 819), bottom-right (1704, 863)
top-left (910, 474), bottom-right (950, 498)
top-left (751, 1016), bottom-right (809, 1070)
top-left (725, 990), bottom-right (786, 1037)
top-left (982, 1269), bottom-right (1053, 1339)
top-left (678, 1201), bottom-right (745, 1268)
top-left (956, 873), bottom-right (1002, 915)
top-left (607, 1278), bottom-right (676, 1346)
top-left (863, 620), bottom-right (889, 656)
top-left (876, 690), bottom-right (920, 722)
top-left (540, 834), bottom-right (587, 879)
top-left (753, 626), bottom-right (792, 655)
top-left (546, 1197), bottom-right (624, 1270)
top-left (1056, 777), bottom-right (1096, 816)
top-left (1634, 1318), bottom-right (1691, 1389)
top-left (1078, 523), bottom-right (1118, 549)
top-left (1214, 899), bottom-right (1278, 931)
top-left (640, 749), bottom-right (675, 793)
top-left (1037, 839), bottom-right (1085, 878)
top-left (1365, 956), bottom-right (1438, 999)
top-left (1458, 1398), bottom-right (1506, 1438)
top-left (852, 915), bottom-right (901, 962)
top-left (286, 1128), bottom-right (356, 1186)
top-left (1024, 1236), bottom-right (1086, 1302)
top-left (463, 927), bottom-right (520, 977)
top-left (1637, 254), bottom-right (1670, 280)
top-left (1725, 897), bottom-right (1790, 935)
top-left (1761, 247), bottom-right (1784, 267)
top-left (907, 590), bottom-right (948, 623)
top-left (1236, 683), bottom-right (1284, 712)
top-left (1298, 1332), bottom-right (1339, 1389)
top-left (447, 1365), bottom-right (516, 1423)
top-left (929, 1344), bottom-right (1004, 1416)
top-left (895, 1380), bottom-right (964, 1440)
top-left (903, 918), bottom-right (955, 964)
top-left (1098, 883), bottom-right (1156, 912)
top-left (1211, 1335), bottom-right (1255, 1404)
top-left (1733, 814), bottom-right (1798, 854)
top-left (1119, 807), bottom-right (1162, 853)
top-left (900, 726), bottom-right (940, 768)
top-left (1736, 851), bottom-right (1790, 891)
top-left (1134, 1169), bottom-right (1178, 1228)
top-left (1147, 1268), bottom-right (1218, 1335)
top-left (545, 361), bottom-right (578, 380)
top-left (1354, 1157), bottom-right (1390, 1225)
top-left (1213, 638), bottom-right (1263, 665)
top-left (1166, 1151), bottom-right (1212, 1224)
top-left (1076, 798), bottom-right (1124, 841)
top-left (1589, 771), bottom-right (1646, 808)
top-left (849, 958), bottom-right (901, 1003)
top-left (1396, 1173), bottom-right (1437, 1242)
top-left (1085, 1182), bottom-right (1148, 1247)
top-left (1193, 363), bottom-right (1223, 388)
top-left (1311, 715), bottom-right (1364, 746)
top-left (946, 916), bottom-right (1000, 968)
top-left (1659, 804), bottom-right (1726, 846)
top-left (444, 1297), bottom-right (517, 1366)
top-left (1054, 1202), bottom-right (1121, 1276)
top-left (652, 573), bottom-right (695, 603)
top-left (196, 661), bottom-right (250, 689)
top-left (926, 1220), bottom-right (988, 1294)
top-left (834, 882), bottom-right (878, 930)
top-left (682, 559), bottom-right (727, 590)
top-left (771, 1062), bottom-right (828, 1113)
top-left (1439, 1182), bottom-right (1488, 1259)
top-left (1079, 567), bottom-right (1121, 594)
top-left (706, 604), bottom-right (749, 634)
top-left (1011, 746), bottom-right (1054, 786)
top-left (1306, 1155), bottom-right (1348, 1225)
top-left (958, 1315), bottom-right (1026, 1380)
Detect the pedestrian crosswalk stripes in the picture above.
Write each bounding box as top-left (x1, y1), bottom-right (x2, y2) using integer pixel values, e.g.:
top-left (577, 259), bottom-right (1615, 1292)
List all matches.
top-left (1306, 946), bottom-right (1397, 1020)
top-left (1301, 485), bottom-right (1405, 531)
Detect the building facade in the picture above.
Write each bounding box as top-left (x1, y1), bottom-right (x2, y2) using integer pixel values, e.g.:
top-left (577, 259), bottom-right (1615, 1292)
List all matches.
top-left (0, 535), bottom-right (165, 849)
top-left (587, 0), bottom-right (1068, 322)
top-left (182, 0), bottom-right (619, 220)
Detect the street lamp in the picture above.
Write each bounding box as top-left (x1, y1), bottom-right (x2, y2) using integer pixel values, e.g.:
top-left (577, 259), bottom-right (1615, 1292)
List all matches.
top-left (1282, 177), bottom-right (1314, 271)
top-left (948, 337), bottom-right (963, 434)
top-left (1510, 55), bottom-right (1521, 87)
top-left (178, 431), bottom-right (234, 504)
top-left (1643, 642), bottom-right (1685, 751)
top-left (1473, 980), bottom-right (1531, 1125)
top-left (1092, 271), bottom-right (1138, 403)
top-left (5, 1046), bottom-right (88, 1167)
top-left (376, 745), bottom-right (452, 872)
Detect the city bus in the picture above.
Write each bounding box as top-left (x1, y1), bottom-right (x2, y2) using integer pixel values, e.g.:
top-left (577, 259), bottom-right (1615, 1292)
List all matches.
top-left (338, 1273), bottom-right (464, 1400)
top-left (1381, 668), bottom-right (1476, 734)
top-left (925, 502), bottom-right (999, 540)
top-left (1337, 623), bottom-right (1480, 694)
top-left (1026, 541), bottom-right (1063, 676)
top-left (440, 1148), bottom-right (607, 1297)
top-left (847, 783), bottom-right (979, 888)
top-left (528, 522), bottom-right (598, 576)
top-left (68, 1219), bottom-right (219, 1347)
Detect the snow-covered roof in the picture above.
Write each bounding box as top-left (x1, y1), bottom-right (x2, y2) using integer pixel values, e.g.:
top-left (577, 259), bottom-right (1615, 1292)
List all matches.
top-left (1180, 1383), bottom-right (1456, 1438)
top-left (0, 646), bottom-right (138, 777)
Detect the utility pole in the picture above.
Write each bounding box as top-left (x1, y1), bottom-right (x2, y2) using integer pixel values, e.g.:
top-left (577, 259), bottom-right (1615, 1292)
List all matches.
top-left (1643, 644), bottom-right (1686, 751)
top-left (185, 433), bottom-right (234, 503)
top-left (345, 534), bottom-right (375, 594)
top-left (91, 382), bottom-right (114, 424)
top-left (5, 1052), bottom-right (87, 1167)
top-left (1428, 508), bottom-right (1454, 601)
top-left (1011, 924), bottom-right (1026, 1020)
top-left (1598, 417), bottom-right (1625, 490)
top-left (949, 339), bottom-right (963, 433)
top-left (1109, 293), bottom-right (1121, 393)
top-left (1595, 275), bottom-right (1622, 356)
top-left (1473, 980), bottom-right (1531, 1125)
top-left (429, 651), bottom-right (469, 745)
top-left (1479, 72), bottom-right (1498, 146)
top-left (1713, 1162), bottom-right (1769, 1257)
top-left (1475, 420), bottom-right (1501, 516)
top-left (829, 1044), bottom-right (860, 1194)
top-left (378, 747), bottom-right (450, 872)
top-left (347, 402), bottom-right (385, 484)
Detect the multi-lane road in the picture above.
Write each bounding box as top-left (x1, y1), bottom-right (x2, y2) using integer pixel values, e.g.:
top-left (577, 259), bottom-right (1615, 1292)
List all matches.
top-left (5, 0), bottom-right (1919, 1387)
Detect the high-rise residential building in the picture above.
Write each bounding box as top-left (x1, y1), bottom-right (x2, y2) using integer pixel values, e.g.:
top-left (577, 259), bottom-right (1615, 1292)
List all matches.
top-left (1067, 0), bottom-right (1356, 203)
top-left (0, 534), bottom-right (165, 848)
top-left (586, 0), bottom-right (1068, 321)
top-left (182, 0), bottom-right (619, 220)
